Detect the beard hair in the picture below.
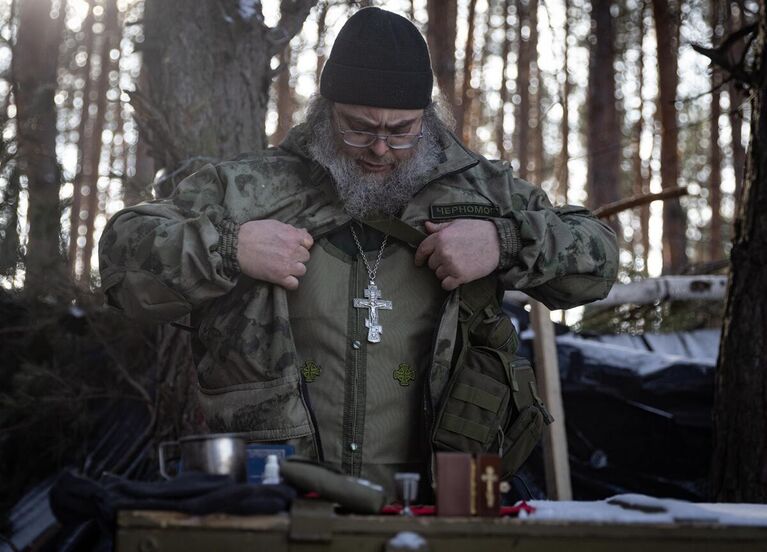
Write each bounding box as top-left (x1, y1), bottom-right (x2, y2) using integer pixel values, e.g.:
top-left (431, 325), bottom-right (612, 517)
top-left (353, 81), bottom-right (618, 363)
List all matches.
top-left (305, 96), bottom-right (444, 219)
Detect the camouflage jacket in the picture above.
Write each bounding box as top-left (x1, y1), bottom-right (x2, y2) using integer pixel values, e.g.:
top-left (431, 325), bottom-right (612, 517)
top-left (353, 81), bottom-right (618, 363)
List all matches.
top-left (99, 124), bottom-right (618, 459)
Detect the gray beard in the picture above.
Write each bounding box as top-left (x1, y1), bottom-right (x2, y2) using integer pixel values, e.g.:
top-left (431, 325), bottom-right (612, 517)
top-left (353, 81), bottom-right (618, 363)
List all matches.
top-left (306, 101), bottom-right (442, 219)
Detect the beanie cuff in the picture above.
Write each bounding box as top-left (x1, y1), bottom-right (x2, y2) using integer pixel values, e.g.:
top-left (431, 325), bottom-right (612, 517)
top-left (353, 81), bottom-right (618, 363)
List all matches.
top-left (321, 62), bottom-right (432, 109)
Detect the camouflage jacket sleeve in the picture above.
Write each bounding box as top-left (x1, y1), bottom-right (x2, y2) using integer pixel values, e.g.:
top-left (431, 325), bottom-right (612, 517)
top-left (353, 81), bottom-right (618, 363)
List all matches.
top-left (492, 178), bottom-right (619, 310)
top-left (98, 164), bottom-right (239, 324)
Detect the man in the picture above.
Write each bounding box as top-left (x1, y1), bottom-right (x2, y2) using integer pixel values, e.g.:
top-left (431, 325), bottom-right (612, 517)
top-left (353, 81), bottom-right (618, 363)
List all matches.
top-left (99, 8), bottom-right (618, 496)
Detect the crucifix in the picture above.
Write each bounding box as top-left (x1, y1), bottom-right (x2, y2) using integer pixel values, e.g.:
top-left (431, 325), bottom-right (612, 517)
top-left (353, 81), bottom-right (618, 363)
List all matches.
top-left (480, 466), bottom-right (499, 508)
top-left (353, 280), bottom-right (392, 343)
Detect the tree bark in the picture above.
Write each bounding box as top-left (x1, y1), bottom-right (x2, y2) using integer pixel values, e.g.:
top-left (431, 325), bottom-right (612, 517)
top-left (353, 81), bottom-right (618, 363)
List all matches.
top-left (272, 45), bottom-right (296, 145)
top-left (0, 168), bottom-right (20, 276)
top-left (632, 0), bottom-right (649, 274)
top-left (495, 0), bottom-right (511, 157)
top-left (711, 1), bottom-right (767, 502)
top-left (530, 0), bottom-right (544, 183)
top-left (124, 65), bottom-right (155, 207)
top-left (457, 0), bottom-right (478, 143)
top-left (468, 3), bottom-right (492, 152)
top-left (68, 0), bottom-right (96, 276)
top-left (314, 1), bottom-right (329, 85)
top-left (709, 0), bottom-right (723, 262)
top-left (14, 0), bottom-right (66, 296)
top-left (652, 0), bottom-right (687, 273)
top-left (556, 0), bottom-right (570, 204)
top-left (140, 0), bottom-right (316, 180)
top-left (515, 0), bottom-right (532, 180)
top-left (427, 0), bottom-right (458, 112)
top-left (81, 0), bottom-right (120, 286)
top-left (587, 0), bottom-right (621, 217)
top-left (727, 2), bottom-right (747, 211)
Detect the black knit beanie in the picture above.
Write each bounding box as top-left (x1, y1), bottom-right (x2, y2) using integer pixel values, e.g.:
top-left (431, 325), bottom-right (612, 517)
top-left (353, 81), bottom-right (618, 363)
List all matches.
top-left (320, 7), bottom-right (433, 109)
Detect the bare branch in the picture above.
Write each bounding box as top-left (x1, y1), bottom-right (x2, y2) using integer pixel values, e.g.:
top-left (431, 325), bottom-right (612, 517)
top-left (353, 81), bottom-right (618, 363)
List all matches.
top-left (594, 186), bottom-right (689, 219)
top-left (267, 0), bottom-right (318, 57)
top-left (692, 23), bottom-right (758, 86)
top-left (269, 60), bottom-right (289, 79)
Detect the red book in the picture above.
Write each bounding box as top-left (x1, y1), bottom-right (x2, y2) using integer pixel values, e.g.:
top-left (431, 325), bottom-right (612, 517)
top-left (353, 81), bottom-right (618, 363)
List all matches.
top-left (436, 452), bottom-right (475, 516)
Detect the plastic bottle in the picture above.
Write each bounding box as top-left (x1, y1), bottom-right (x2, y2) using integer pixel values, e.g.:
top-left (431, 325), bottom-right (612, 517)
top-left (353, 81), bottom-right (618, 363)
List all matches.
top-left (262, 454), bottom-right (281, 484)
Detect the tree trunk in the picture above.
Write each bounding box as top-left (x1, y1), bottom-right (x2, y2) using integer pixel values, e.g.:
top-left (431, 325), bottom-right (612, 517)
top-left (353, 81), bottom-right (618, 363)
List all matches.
top-left (0, 168), bottom-right (20, 276)
top-left (272, 45), bottom-right (296, 145)
top-left (633, 0), bottom-right (649, 274)
top-left (587, 0), bottom-right (621, 216)
top-left (495, 0), bottom-right (511, 157)
top-left (652, 0), bottom-right (687, 273)
top-left (14, 0), bottom-right (66, 296)
top-left (709, 0), bottom-right (723, 262)
top-left (728, 2), bottom-right (747, 211)
top-left (530, 0), bottom-right (544, 183)
top-left (711, 2), bottom-right (767, 502)
top-left (556, 0), bottom-right (570, 204)
top-left (427, 0), bottom-right (458, 112)
top-left (141, 0), bottom-right (315, 177)
top-left (124, 65), bottom-right (155, 207)
top-left (515, 0), bottom-right (532, 180)
top-left (68, 0), bottom-right (96, 276)
top-left (457, 0), bottom-right (478, 143)
top-left (469, 4), bottom-right (492, 151)
top-left (314, 1), bottom-right (329, 85)
top-left (81, 0), bottom-right (120, 286)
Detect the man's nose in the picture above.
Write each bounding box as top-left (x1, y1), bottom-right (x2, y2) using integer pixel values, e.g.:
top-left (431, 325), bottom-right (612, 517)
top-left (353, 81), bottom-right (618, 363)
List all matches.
top-left (369, 137), bottom-right (391, 157)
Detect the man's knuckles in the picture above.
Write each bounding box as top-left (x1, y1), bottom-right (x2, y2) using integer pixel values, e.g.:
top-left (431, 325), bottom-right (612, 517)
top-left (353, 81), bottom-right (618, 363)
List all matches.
top-left (293, 262), bottom-right (307, 277)
top-left (282, 275), bottom-right (300, 290)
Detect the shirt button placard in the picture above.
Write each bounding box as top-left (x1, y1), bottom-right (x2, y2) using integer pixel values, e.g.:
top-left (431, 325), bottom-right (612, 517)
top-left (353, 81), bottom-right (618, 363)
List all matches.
top-left (352, 340), bottom-right (361, 350)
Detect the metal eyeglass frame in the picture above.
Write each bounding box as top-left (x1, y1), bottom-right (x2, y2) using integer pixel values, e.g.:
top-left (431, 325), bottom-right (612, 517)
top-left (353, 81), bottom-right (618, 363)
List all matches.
top-left (335, 116), bottom-right (424, 150)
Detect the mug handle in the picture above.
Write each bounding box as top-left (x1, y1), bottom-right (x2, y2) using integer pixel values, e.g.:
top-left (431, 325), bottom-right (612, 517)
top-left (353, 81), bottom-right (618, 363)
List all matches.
top-left (158, 441), bottom-right (180, 480)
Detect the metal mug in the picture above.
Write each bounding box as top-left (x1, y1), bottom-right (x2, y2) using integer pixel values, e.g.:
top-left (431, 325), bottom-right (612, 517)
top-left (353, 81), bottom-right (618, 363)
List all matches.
top-left (158, 433), bottom-right (247, 482)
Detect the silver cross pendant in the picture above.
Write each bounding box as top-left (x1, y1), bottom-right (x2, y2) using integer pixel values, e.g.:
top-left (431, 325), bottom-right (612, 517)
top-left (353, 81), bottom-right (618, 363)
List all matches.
top-left (353, 280), bottom-right (393, 343)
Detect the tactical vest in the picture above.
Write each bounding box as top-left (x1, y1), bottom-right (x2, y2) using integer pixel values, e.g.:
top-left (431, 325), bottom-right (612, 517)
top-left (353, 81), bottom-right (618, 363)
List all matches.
top-left (362, 218), bottom-right (554, 480)
top-left (287, 233), bottom-right (446, 497)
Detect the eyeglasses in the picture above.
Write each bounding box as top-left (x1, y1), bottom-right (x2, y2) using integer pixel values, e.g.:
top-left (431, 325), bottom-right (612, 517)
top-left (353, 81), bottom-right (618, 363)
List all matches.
top-left (335, 118), bottom-right (423, 150)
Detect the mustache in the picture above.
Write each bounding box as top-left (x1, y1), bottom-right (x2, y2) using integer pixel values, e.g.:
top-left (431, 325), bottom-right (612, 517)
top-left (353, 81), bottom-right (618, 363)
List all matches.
top-left (355, 153), bottom-right (397, 165)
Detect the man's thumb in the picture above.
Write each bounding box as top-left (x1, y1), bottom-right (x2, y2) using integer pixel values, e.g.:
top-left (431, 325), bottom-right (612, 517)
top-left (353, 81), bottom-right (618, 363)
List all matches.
top-left (425, 220), bottom-right (451, 234)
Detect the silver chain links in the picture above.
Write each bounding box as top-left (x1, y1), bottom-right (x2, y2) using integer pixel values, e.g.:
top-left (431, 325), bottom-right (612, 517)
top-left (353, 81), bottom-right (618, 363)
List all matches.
top-left (350, 224), bottom-right (389, 282)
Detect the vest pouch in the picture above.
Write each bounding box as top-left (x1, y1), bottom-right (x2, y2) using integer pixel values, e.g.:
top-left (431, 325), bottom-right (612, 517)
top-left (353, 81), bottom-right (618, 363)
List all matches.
top-left (432, 349), bottom-right (553, 477)
top-left (499, 357), bottom-right (553, 476)
top-left (469, 307), bottom-right (519, 353)
top-left (500, 405), bottom-right (544, 478)
top-left (432, 346), bottom-right (513, 453)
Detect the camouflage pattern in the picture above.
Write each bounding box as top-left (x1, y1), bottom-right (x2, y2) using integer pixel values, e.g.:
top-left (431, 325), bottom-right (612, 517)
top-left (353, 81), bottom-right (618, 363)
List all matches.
top-left (98, 123), bottom-right (618, 464)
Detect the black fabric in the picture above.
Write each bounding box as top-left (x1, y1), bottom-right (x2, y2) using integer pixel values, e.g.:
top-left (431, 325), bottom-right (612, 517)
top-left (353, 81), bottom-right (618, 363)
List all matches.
top-left (327, 221), bottom-right (389, 256)
top-left (50, 470), bottom-right (296, 529)
top-left (320, 7), bottom-right (433, 109)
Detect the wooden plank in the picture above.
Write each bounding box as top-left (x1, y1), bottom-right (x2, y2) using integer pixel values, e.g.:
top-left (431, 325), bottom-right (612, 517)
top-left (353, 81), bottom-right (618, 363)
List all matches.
top-left (530, 300), bottom-right (572, 500)
top-left (505, 275), bottom-right (728, 309)
top-left (590, 275), bottom-right (727, 307)
top-left (117, 511), bottom-right (767, 552)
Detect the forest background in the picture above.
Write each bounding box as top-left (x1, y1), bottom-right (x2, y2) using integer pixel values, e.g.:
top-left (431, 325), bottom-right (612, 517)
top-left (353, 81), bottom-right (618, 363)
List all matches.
top-left (1, 0), bottom-right (766, 527)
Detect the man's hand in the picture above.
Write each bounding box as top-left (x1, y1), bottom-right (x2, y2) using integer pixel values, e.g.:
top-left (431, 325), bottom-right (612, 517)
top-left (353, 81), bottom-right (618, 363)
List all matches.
top-left (237, 220), bottom-right (314, 290)
top-left (414, 219), bottom-right (500, 291)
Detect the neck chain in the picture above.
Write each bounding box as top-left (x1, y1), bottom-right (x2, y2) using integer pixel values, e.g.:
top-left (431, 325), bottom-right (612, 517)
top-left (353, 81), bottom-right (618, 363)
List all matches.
top-left (350, 225), bottom-right (393, 343)
top-left (350, 225), bottom-right (389, 281)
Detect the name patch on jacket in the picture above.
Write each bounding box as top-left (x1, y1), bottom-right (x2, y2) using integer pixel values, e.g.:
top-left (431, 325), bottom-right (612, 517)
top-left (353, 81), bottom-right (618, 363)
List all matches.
top-left (430, 203), bottom-right (501, 220)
